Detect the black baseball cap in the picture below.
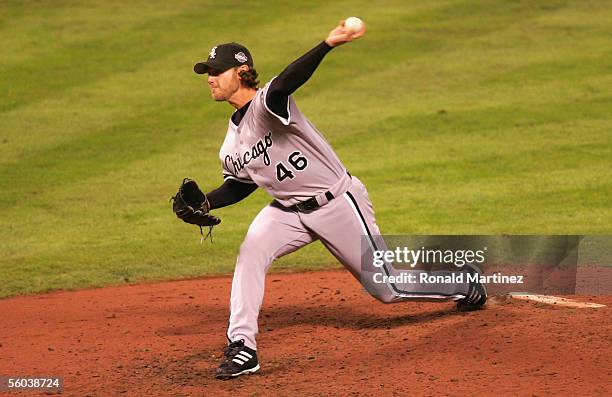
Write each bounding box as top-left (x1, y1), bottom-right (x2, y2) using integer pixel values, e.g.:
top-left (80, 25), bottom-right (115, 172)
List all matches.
top-left (194, 42), bottom-right (254, 74)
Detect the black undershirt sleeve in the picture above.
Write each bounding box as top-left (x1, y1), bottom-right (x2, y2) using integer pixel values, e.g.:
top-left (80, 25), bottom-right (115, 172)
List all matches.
top-left (266, 41), bottom-right (333, 118)
top-left (206, 179), bottom-right (258, 210)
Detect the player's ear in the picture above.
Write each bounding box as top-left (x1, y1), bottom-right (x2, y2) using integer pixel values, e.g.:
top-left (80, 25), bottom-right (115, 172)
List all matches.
top-left (237, 65), bottom-right (250, 79)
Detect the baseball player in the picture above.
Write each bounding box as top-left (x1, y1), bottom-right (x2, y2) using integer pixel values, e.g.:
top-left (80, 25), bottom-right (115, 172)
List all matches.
top-left (190, 20), bottom-right (487, 380)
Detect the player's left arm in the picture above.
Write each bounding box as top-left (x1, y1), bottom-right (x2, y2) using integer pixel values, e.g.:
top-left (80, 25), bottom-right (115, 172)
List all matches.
top-left (266, 19), bottom-right (365, 118)
top-left (206, 179), bottom-right (258, 210)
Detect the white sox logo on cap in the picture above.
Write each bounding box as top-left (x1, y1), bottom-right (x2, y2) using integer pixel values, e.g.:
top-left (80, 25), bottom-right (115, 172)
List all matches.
top-left (209, 46), bottom-right (217, 59)
top-left (234, 52), bottom-right (248, 63)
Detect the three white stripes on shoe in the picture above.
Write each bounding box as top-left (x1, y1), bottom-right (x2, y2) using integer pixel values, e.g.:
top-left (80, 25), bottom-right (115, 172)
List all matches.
top-left (232, 350), bottom-right (253, 365)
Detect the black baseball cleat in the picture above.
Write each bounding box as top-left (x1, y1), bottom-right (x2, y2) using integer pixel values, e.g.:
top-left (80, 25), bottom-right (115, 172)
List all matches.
top-left (456, 263), bottom-right (488, 311)
top-left (216, 339), bottom-right (260, 380)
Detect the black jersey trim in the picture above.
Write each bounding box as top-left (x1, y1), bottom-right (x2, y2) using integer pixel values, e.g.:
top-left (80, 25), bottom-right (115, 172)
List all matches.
top-left (223, 173), bottom-right (256, 184)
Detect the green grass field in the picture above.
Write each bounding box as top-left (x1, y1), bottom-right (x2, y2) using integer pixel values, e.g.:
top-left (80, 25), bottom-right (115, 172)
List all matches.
top-left (1, 0), bottom-right (610, 298)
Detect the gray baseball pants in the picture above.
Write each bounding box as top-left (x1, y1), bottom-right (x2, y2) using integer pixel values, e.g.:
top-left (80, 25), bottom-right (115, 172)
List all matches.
top-left (227, 176), bottom-right (470, 349)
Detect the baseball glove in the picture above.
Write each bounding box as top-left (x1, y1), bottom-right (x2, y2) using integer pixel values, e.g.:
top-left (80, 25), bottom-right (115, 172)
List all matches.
top-left (171, 178), bottom-right (220, 242)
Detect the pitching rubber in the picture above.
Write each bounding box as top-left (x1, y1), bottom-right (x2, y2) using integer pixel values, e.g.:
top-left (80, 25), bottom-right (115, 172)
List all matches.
top-left (507, 293), bottom-right (606, 308)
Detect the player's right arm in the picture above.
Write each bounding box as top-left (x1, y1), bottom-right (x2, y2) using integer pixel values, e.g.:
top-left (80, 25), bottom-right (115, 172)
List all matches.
top-left (265, 20), bottom-right (365, 119)
top-left (206, 179), bottom-right (258, 210)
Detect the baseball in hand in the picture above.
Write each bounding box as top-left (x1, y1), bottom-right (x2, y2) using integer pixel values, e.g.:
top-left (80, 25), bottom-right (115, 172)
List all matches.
top-left (344, 17), bottom-right (364, 33)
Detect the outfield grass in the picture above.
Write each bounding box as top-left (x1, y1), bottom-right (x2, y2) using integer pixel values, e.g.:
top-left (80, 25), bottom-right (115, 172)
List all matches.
top-left (1, 0), bottom-right (610, 297)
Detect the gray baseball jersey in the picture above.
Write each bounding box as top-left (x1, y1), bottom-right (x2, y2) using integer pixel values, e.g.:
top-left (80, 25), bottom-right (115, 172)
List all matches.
top-left (219, 78), bottom-right (350, 207)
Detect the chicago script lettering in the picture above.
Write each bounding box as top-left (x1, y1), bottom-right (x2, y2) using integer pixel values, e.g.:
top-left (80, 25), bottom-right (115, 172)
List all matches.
top-left (225, 131), bottom-right (273, 174)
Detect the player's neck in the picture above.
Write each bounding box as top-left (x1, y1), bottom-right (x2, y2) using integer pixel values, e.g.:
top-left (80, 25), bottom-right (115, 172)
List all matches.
top-left (228, 87), bottom-right (257, 110)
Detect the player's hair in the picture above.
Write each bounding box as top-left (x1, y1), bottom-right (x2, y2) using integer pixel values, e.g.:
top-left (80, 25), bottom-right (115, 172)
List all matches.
top-left (239, 68), bottom-right (259, 89)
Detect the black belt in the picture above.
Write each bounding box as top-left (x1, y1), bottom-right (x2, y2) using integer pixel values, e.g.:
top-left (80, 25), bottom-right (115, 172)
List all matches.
top-left (290, 191), bottom-right (335, 212)
top-left (289, 171), bottom-right (351, 213)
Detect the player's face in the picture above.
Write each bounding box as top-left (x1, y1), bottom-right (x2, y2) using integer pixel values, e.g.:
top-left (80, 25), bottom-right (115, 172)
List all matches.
top-left (207, 67), bottom-right (240, 102)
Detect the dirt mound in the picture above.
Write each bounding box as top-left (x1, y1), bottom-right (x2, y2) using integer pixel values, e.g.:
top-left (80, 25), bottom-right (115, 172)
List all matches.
top-left (1, 270), bottom-right (609, 396)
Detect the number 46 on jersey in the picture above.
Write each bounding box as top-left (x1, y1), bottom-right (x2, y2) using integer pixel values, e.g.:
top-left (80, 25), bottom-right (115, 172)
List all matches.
top-left (276, 151), bottom-right (308, 182)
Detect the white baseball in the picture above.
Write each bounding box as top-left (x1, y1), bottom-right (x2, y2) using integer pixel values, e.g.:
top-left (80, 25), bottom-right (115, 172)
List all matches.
top-left (344, 17), bottom-right (364, 33)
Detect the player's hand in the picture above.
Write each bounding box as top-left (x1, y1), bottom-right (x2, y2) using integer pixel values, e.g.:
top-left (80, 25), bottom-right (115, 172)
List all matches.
top-left (325, 19), bottom-right (366, 47)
